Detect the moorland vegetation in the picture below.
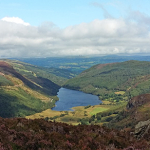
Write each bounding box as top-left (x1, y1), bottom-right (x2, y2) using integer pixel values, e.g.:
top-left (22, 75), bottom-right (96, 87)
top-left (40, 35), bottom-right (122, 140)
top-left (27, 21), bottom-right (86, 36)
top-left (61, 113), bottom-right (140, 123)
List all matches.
top-left (0, 117), bottom-right (149, 149)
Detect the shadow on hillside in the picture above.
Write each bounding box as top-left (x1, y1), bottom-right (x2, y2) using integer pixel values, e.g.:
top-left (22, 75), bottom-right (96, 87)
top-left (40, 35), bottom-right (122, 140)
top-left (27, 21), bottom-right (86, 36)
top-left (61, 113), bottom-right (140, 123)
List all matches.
top-left (0, 89), bottom-right (39, 118)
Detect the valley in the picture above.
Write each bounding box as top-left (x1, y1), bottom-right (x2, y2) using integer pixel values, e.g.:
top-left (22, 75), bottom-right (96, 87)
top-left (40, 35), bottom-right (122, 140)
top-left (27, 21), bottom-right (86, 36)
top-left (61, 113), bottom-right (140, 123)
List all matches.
top-left (2, 1), bottom-right (150, 148)
top-left (17, 58), bottom-right (150, 128)
top-left (1, 58), bottom-right (150, 126)
top-left (26, 101), bottom-right (126, 126)
top-left (1, 57), bottom-right (150, 149)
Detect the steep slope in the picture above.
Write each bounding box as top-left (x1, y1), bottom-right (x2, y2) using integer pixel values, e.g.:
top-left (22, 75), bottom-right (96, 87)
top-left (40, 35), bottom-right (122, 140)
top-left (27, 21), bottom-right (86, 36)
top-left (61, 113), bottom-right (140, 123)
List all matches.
top-left (0, 61), bottom-right (60, 96)
top-left (64, 60), bottom-right (150, 101)
top-left (7, 59), bottom-right (75, 85)
top-left (0, 61), bottom-right (60, 118)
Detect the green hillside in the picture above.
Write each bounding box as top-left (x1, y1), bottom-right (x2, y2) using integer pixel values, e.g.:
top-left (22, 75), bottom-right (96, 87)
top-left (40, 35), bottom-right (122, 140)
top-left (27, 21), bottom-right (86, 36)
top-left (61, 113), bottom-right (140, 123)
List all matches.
top-left (5, 59), bottom-right (73, 86)
top-left (0, 60), bottom-right (61, 118)
top-left (64, 60), bottom-right (150, 102)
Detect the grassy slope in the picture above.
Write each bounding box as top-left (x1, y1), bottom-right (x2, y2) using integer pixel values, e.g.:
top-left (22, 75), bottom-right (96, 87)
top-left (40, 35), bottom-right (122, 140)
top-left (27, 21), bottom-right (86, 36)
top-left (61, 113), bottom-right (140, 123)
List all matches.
top-left (6, 59), bottom-right (76, 86)
top-left (64, 60), bottom-right (150, 101)
top-left (0, 60), bottom-right (61, 118)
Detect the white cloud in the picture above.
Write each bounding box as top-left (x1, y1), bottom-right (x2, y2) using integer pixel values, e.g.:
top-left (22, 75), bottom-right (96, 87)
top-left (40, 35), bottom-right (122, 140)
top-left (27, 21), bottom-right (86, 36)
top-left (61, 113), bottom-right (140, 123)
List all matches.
top-left (2, 17), bottom-right (30, 26)
top-left (0, 14), bottom-right (150, 58)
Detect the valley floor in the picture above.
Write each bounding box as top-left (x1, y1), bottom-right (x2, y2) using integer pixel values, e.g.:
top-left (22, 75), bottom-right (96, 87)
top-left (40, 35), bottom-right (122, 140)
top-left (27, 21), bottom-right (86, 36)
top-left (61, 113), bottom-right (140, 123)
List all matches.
top-left (26, 101), bottom-right (127, 125)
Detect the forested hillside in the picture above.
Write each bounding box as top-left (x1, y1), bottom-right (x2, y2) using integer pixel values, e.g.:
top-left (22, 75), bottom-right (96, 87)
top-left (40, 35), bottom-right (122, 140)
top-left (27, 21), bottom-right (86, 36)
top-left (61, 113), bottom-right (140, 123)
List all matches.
top-left (64, 60), bottom-right (150, 102)
top-left (0, 60), bottom-right (61, 118)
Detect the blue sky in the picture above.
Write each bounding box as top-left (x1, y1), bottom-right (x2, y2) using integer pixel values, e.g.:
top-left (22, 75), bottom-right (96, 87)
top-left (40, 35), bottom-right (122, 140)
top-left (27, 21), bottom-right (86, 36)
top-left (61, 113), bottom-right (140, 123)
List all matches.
top-left (0, 0), bottom-right (150, 57)
top-left (1, 0), bottom-right (150, 27)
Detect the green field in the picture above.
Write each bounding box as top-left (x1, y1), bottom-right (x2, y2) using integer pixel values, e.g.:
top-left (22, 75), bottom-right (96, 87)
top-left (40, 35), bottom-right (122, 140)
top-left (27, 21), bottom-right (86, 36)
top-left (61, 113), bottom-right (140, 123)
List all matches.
top-left (90, 107), bottom-right (108, 115)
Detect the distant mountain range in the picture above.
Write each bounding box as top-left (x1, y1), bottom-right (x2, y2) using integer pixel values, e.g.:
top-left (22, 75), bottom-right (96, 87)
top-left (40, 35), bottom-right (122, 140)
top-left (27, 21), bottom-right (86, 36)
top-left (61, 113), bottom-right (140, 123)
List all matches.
top-left (12, 55), bottom-right (150, 73)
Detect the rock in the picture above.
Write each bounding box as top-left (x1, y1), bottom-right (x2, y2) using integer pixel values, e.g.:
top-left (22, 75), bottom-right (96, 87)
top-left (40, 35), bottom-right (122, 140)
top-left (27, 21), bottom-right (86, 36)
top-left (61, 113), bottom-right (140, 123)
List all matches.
top-left (127, 94), bottom-right (148, 109)
top-left (135, 119), bottom-right (150, 139)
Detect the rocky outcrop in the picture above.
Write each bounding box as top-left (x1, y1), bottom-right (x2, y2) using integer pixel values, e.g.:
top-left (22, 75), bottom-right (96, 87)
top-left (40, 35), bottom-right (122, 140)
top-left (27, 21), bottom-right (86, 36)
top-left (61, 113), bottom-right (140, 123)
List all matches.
top-left (135, 119), bottom-right (150, 139)
top-left (127, 94), bottom-right (150, 109)
top-left (109, 94), bottom-right (150, 130)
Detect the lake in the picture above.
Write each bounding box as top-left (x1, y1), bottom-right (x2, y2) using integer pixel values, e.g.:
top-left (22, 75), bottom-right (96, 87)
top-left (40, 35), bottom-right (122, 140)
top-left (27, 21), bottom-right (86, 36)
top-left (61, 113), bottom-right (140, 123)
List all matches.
top-left (52, 88), bottom-right (101, 111)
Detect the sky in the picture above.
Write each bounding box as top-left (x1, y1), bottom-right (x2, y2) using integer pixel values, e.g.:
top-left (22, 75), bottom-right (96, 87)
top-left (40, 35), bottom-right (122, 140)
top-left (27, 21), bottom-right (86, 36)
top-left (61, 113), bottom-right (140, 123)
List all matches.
top-left (0, 0), bottom-right (150, 58)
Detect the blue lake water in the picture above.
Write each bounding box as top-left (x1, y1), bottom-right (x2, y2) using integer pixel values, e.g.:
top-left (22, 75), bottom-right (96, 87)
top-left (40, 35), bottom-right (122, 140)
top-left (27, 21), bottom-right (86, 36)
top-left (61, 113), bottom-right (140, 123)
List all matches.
top-left (52, 88), bottom-right (101, 111)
